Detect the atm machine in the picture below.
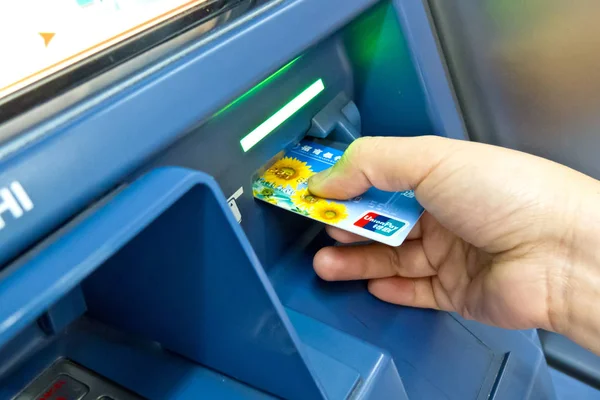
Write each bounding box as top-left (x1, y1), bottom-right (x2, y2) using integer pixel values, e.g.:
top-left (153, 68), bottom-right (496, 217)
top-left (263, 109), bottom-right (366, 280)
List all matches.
top-left (0, 0), bottom-right (587, 399)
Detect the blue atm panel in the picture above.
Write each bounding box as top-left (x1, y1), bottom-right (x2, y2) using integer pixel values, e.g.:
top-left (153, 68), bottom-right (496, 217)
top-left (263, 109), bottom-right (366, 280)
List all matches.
top-left (0, 1), bottom-right (557, 399)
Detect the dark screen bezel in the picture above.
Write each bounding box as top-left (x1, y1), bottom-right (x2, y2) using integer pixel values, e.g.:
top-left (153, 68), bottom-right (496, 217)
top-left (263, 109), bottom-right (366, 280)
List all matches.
top-left (0, 0), bottom-right (259, 125)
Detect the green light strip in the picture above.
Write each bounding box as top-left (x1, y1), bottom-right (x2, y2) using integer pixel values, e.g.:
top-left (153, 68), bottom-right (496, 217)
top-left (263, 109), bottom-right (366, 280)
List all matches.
top-left (215, 56), bottom-right (302, 117)
top-left (240, 79), bottom-right (325, 152)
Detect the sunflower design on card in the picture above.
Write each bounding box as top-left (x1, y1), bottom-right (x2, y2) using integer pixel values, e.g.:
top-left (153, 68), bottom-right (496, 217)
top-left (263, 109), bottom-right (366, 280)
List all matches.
top-left (291, 189), bottom-right (322, 210)
top-left (253, 139), bottom-right (425, 247)
top-left (263, 157), bottom-right (313, 190)
top-left (310, 202), bottom-right (348, 225)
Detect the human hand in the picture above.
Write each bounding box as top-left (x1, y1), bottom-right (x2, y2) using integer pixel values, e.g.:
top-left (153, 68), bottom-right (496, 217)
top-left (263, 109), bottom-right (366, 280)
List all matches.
top-left (308, 136), bottom-right (600, 352)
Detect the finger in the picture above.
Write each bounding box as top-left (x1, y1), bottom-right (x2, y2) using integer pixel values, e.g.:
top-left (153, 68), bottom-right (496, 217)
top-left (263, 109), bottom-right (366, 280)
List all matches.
top-left (308, 135), bottom-right (458, 200)
top-left (368, 276), bottom-right (445, 311)
top-left (313, 240), bottom-right (437, 282)
top-left (326, 226), bottom-right (368, 244)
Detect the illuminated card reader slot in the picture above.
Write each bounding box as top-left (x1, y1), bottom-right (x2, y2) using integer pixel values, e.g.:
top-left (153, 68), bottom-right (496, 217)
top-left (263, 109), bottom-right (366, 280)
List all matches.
top-left (240, 79), bottom-right (361, 153)
top-left (306, 92), bottom-right (362, 143)
top-left (240, 79), bottom-right (326, 152)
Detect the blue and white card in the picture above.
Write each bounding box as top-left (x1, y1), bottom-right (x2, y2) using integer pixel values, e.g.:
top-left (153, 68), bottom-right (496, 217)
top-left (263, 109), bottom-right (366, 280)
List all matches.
top-left (253, 139), bottom-right (424, 246)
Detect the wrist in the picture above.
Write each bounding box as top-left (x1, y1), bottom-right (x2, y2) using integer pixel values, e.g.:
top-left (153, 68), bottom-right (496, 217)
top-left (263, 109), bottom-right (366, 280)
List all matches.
top-left (550, 180), bottom-right (600, 353)
top-left (554, 252), bottom-right (600, 354)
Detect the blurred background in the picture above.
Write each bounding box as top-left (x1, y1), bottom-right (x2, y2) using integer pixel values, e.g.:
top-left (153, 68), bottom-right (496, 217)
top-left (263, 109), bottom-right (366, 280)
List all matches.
top-left (431, 0), bottom-right (600, 179)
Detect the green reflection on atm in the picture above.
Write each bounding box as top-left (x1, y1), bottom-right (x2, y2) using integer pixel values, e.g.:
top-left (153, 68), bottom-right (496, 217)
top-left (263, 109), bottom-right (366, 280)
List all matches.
top-left (215, 56), bottom-right (302, 117)
top-left (240, 79), bottom-right (325, 152)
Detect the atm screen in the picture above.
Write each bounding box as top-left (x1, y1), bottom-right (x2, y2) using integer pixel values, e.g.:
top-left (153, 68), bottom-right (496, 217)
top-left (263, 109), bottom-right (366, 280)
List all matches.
top-left (0, 0), bottom-right (261, 122)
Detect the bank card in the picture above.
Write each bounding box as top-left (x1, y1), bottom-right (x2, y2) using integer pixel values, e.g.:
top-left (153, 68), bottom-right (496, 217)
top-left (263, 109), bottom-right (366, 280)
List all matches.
top-left (252, 139), bottom-right (424, 246)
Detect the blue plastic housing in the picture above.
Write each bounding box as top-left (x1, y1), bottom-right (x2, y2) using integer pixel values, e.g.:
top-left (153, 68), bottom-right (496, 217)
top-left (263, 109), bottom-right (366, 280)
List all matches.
top-left (0, 1), bottom-right (556, 399)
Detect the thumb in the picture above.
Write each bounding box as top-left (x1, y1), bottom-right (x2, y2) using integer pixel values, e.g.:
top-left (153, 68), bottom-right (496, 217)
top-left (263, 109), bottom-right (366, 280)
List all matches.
top-left (308, 136), bottom-right (457, 200)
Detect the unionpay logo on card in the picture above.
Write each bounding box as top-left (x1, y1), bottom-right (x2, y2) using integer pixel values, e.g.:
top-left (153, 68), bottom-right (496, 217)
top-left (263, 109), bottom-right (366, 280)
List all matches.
top-left (354, 212), bottom-right (407, 237)
top-left (252, 139), bottom-right (424, 247)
